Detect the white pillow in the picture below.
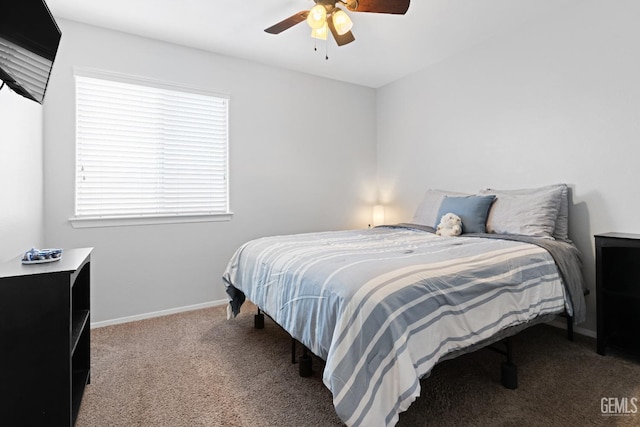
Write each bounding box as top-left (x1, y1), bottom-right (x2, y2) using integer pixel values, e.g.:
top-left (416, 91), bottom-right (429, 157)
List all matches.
top-left (412, 189), bottom-right (471, 227)
top-left (481, 185), bottom-right (564, 239)
top-left (481, 184), bottom-right (569, 241)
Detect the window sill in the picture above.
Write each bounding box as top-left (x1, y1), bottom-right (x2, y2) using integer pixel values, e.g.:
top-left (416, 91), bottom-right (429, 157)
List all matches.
top-left (69, 212), bottom-right (233, 228)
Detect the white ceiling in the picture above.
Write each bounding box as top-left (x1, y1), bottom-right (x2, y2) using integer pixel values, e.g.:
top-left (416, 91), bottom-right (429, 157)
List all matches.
top-left (46, 0), bottom-right (580, 88)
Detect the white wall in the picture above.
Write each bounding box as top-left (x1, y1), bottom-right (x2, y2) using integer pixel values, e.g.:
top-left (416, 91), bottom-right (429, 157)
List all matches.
top-left (0, 89), bottom-right (44, 262)
top-left (43, 19), bottom-right (377, 323)
top-left (377, 0), bottom-right (640, 334)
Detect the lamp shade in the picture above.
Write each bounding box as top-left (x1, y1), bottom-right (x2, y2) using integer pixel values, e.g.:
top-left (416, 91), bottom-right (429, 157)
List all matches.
top-left (311, 22), bottom-right (328, 40)
top-left (332, 9), bottom-right (353, 36)
top-left (373, 204), bottom-right (385, 227)
top-left (307, 5), bottom-right (327, 29)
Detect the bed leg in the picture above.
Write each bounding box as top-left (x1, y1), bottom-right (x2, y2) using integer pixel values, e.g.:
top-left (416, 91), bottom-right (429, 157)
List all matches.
top-left (566, 315), bottom-right (574, 341)
top-left (299, 347), bottom-right (313, 377)
top-left (501, 337), bottom-right (518, 390)
top-left (254, 308), bottom-right (264, 329)
top-left (291, 338), bottom-right (297, 364)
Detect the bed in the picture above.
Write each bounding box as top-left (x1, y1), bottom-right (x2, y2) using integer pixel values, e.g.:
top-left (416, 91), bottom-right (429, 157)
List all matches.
top-left (222, 184), bottom-right (586, 426)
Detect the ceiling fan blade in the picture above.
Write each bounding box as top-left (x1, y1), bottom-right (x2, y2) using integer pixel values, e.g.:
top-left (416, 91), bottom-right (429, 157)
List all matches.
top-left (346, 0), bottom-right (410, 14)
top-left (327, 15), bottom-right (355, 47)
top-left (264, 11), bottom-right (310, 34)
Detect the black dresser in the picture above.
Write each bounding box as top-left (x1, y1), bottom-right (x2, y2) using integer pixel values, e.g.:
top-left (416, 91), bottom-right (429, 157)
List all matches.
top-left (0, 247), bottom-right (92, 426)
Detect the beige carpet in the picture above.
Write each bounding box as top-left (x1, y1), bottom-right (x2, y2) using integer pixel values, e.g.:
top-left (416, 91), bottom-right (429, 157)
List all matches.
top-left (76, 303), bottom-right (640, 426)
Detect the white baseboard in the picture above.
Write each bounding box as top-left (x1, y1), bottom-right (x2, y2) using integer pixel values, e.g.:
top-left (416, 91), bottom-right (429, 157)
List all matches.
top-left (90, 299), bottom-right (228, 329)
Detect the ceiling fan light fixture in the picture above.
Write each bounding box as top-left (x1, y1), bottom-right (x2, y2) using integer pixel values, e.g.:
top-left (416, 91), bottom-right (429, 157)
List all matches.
top-left (332, 9), bottom-right (353, 36)
top-left (311, 22), bottom-right (329, 40)
top-left (307, 4), bottom-right (327, 29)
top-left (265, 0), bottom-right (410, 47)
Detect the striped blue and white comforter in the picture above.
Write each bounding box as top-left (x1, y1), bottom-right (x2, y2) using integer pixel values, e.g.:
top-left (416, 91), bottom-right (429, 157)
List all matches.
top-left (223, 226), bottom-right (573, 426)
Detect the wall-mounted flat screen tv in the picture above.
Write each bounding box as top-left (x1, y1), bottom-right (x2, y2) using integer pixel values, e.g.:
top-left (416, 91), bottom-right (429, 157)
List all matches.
top-left (0, 0), bottom-right (61, 104)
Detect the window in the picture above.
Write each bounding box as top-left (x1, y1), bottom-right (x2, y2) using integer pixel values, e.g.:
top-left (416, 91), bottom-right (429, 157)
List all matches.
top-left (71, 70), bottom-right (230, 227)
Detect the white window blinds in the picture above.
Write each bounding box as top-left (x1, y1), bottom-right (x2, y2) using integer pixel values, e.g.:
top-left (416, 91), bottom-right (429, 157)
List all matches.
top-left (74, 74), bottom-right (229, 221)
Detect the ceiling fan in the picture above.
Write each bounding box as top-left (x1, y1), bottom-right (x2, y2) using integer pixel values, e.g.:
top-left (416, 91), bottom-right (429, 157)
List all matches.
top-left (265, 0), bottom-right (410, 47)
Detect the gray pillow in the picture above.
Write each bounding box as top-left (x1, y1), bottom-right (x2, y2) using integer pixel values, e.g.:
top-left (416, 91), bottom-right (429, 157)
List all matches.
top-left (412, 189), bottom-right (471, 227)
top-left (480, 184), bottom-right (569, 241)
top-left (481, 186), bottom-right (564, 239)
top-left (435, 195), bottom-right (496, 234)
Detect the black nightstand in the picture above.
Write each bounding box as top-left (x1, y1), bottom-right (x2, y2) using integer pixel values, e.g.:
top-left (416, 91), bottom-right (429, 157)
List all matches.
top-left (595, 233), bottom-right (640, 357)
